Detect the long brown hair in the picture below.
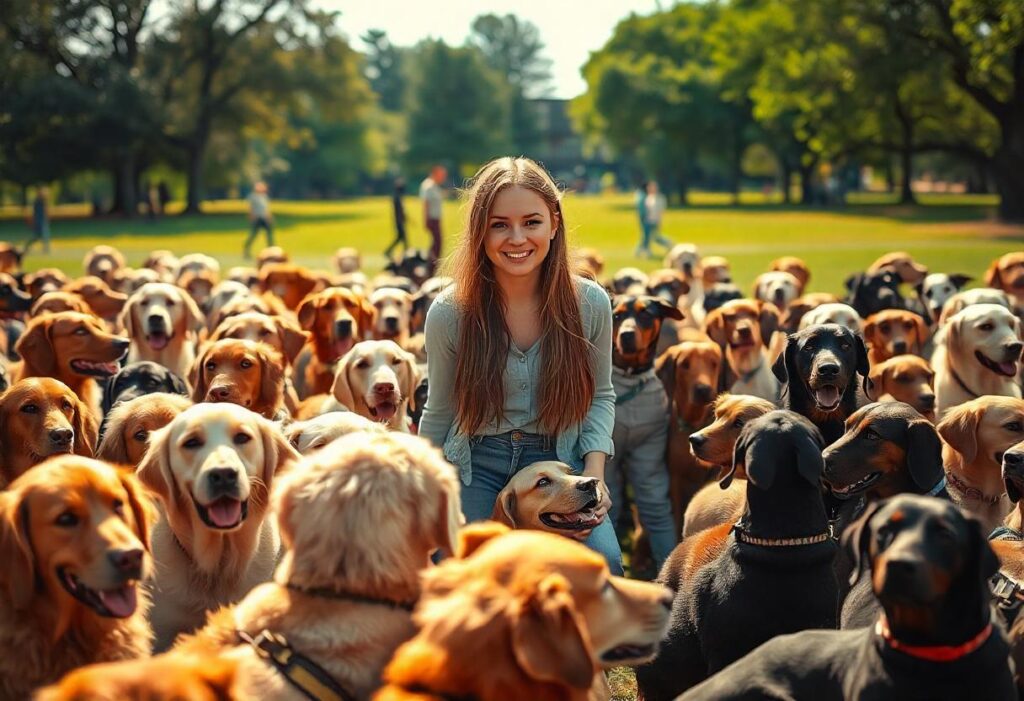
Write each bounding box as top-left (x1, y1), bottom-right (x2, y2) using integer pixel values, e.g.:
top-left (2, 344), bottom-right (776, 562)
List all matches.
top-left (447, 157), bottom-right (595, 436)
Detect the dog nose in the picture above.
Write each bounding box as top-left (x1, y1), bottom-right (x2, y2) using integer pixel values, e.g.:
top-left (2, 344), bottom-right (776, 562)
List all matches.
top-left (50, 427), bottom-right (73, 445)
top-left (113, 337), bottom-right (130, 353)
top-left (385, 316), bottom-right (399, 329)
top-left (576, 478), bottom-right (598, 493)
top-left (883, 558), bottom-right (920, 581)
top-left (892, 341), bottom-right (908, 354)
top-left (773, 289), bottom-right (785, 304)
top-left (335, 319), bottom-right (353, 336)
top-left (209, 386), bottom-right (232, 401)
top-left (207, 468), bottom-right (238, 489)
top-left (374, 382), bottom-right (395, 395)
top-left (919, 393), bottom-right (935, 408)
top-left (1006, 342), bottom-right (1023, 359)
top-left (818, 362), bottom-right (840, 377)
top-left (147, 313), bottom-right (163, 324)
top-left (1005, 452), bottom-right (1024, 468)
top-left (694, 384), bottom-right (712, 402)
top-left (689, 433), bottom-right (706, 448)
top-left (107, 548), bottom-right (144, 577)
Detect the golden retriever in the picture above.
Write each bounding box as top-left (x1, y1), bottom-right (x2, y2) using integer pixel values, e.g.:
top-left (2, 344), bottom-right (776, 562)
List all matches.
top-left (191, 338), bottom-right (286, 420)
top-left (25, 267), bottom-right (69, 298)
top-left (259, 263), bottom-right (322, 311)
top-left (491, 461), bottom-right (605, 540)
top-left (175, 431), bottom-right (462, 701)
top-left (704, 299), bottom-right (781, 401)
top-left (374, 522), bottom-right (672, 701)
top-left (985, 252), bottom-right (1024, 308)
top-left (331, 340), bottom-right (419, 431)
top-left (865, 354), bottom-right (937, 421)
top-left (371, 287), bottom-right (414, 346)
top-left (97, 393), bottom-right (192, 468)
top-left (702, 256), bottom-right (732, 288)
top-left (938, 288), bottom-right (1013, 325)
top-left (283, 410), bottom-right (385, 454)
top-left (120, 282), bottom-right (205, 381)
top-left (768, 256), bottom-right (811, 295)
top-left (938, 396), bottom-right (1024, 533)
top-left (0, 456), bottom-right (154, 698)
top-left (0, 377), bottom-right (98, 487)
top-left (932, 303), bottom-right (1023, 415)
top-left (294, 287), bottom-right (376, 398)
top-left (868, 251), bottom-right (929, 286)
top-left (137, 402), bottom-right (299, 650)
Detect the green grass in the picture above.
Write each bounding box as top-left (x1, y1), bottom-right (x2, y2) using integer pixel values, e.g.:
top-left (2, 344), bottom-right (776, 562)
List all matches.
top-left (1, 192), bottom-right (1020, 294)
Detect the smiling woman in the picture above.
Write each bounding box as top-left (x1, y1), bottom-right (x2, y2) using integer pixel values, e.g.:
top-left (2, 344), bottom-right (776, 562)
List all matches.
top-left (418, 156), bottom-right (622, 574)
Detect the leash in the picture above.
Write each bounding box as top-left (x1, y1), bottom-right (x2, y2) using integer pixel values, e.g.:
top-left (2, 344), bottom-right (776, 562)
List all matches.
top-left (926, 476), bottom-right (947, 497)
top-left (731, 523), bottom-right (831, 547)
top-left (238, 629), bottom-right (355, 701)
top-left (946, 470), bottom-right (1005, 505)
top-left (876, 615), bottom-right (993, 662)
top-left (285, 582), bottom-right (415, 612)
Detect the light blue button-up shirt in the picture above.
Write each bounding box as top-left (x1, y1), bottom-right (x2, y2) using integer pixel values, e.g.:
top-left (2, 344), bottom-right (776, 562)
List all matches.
top-left (419, 276), bottom-right (616, 485)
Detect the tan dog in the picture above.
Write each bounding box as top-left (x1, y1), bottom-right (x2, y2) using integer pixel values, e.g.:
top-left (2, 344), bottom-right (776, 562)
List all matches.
top-left (663, 244), bottom-right (706, 328)
top-left (782, 293), bottom-right (840, 333)
top-left (25, 267), bottom-right (70, 298)
top-left (646, 269), bottom-right (692, 354)
top-left (753, 271), bottom-right (800, 310)
top-left (332, 247), bottom-right (362, 274)
top-left (142, 250), bottom-right (179, 278)
top-left (176, 431), bottom-right (462, 701)
top-left (120, 282), bottom-right (205, 381)
top-left (97, 393), bottom-right (192, 468)
top-left (259, 263), bottom-right (322, 311)
top-left (932, 303), bottom-right (1023, 415)
top-left (283, 410), bottom-right (385, 454)
top-left (190, 339), bottom-right (286, 420)
top-left (331, 340), bottom-right (418, 431)
top-left (175, 253), bottom-right (220, 282)
top-left (31, 290), bottom-right (92, 316)
top-left (938, 288), bottom-right (1013, 325)
top-left (0, 242), bottom-right (22, 274)
top-left (492, 461), bottom-right (606, 540)
top-left (0, 377), bottom-right (98, 487)
top-left (575, 247), bottom-right (605, 280)
top-left (938, 396), bottom-right (1024, 533)
top-left (865, 355), bottom-right (937, 421)
top-left (205, 281), bottom-right (253, 331)
top-left (371, 286), bottom-right (414, 346)
top-left (0, 457), bottom-right (155, 699)
top-left (112, 267), bottom-right (163, 294)
top-left (137, 402), bottom-right (299, 650)
top-left (295, 287), bottom-right (376, 398)
top-left (227, 266), bottom-right (260, 290)
top-left (768, 256), bottom-right (811, 295)
top-left (704, 299), bottom-right (781, 401)
top-left (863, 309), bottom-right (929, 364)
top-left (83, 245), bottom-right (126, 288)
top-left (985, 252), bottom-right (1024, 308)
top-left (798, 302), bottom-right (863, 334)
top-left (683, 394), bottom-right (776, 537)
top-left (868, 251), bottom-right (929, 285)
top-left (256, 246), bottom-right (289, 270)
top-left (701, 256), bottom-right (732, 288)
top-left (179, 269), bottom-right (218, 311)
top-left (375, 523), bottom-right (672, 701)
top-left (64, 275), bottom-right (128, 323)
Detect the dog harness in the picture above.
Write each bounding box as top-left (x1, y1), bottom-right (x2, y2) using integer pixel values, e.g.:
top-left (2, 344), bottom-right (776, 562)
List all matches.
top-left (876, 615), bottom-right (993, 662)
top-left (237, 629), bottom-right (355, 701)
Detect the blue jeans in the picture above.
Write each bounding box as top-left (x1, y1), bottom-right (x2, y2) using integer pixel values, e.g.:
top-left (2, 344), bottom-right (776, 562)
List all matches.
top-left (463, 431), bottom-right (624, 575)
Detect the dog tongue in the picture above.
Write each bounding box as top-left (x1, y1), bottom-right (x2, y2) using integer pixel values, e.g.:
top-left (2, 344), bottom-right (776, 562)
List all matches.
top-left (999, 361), bottom-right (1018, 376)
top-left (374, 402), bottom-right (397, 421)
top-left (148, 333), bottom-right (169, 350)
top-left (207, 498), bottom-right (241, 527)
top-left (815, 385), bottom-right (840, 408)
top-left (98, 585), bottom-right (137, 618)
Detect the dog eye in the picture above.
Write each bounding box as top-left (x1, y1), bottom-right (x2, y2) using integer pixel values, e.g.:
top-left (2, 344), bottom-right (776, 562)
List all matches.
top-left (1004, 422), bottom-right (1023, 432)
top-left (240, 359), bottom-right (253, 369)
top-left (233, 432), bottom-right (252, 445)
top-left (879, 324), bottom-right (890, 334)
top-left (145, 378), bottom-right (158, 388)
top-left (536, 477), bottom-right (551, 488)
top-left (133, 429), bottom-right (148, 442)
top-left (20, 403), bottom-right (38, 414)
top-left (112, 499), bottom-right (125, 516)
top-left (980, 323), bottom-right (994, 332)
top-left (876, 526), bottom-right (895, 548)
top-left (55, 511), bottom-right (79, 528)
top-left (205, 361), bottom-right (217, 372)
top-left (259, 329), bottom-right (270, 337)
top-left (75, 327), bottom-right (88, 335)
top-left (391, 357), bottom-right (402, 365)
top-left (183, 437), bottom-right (203, 449)
top-left (356, 359), bottom-right (370, 369)
top-left (840, 341), bottom-right (851, 350)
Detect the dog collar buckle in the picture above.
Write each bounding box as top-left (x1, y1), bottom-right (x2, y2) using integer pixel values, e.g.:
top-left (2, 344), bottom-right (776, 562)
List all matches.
top-left (991, 572), bottom-right (1024, 608)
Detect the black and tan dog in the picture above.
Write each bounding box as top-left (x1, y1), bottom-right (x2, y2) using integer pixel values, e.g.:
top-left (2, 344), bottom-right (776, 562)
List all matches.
top-left (680, 495), bottom-right (1012, 701)
top-left (773, 323), bottom-right (869, 444)
top-left (636, 411), bottom-right (838, 700)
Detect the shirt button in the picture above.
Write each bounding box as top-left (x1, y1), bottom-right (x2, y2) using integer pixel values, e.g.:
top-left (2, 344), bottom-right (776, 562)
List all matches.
top-left (520, 382), bottom-right (527, 390)
top-left (519, 356), bottom-right (526, 363)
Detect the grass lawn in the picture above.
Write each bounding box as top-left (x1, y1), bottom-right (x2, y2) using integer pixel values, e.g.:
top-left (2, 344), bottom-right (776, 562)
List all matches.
top-left (1, 192), bottom-right (1021, 294)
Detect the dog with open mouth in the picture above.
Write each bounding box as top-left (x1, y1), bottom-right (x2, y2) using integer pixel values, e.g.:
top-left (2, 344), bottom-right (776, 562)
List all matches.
top-left (492, 461), bottom-right (607, 540)
top-left (14, 310), bottom-right (130, 415)
top-left (0, 456), bottom-right (155, 699)
top-left (933, 303), bottom-right (1024, 416)
top-left (120, 282), bottom-right (205, 382)
top-left (294, 287), bottom-right (376, 398)
top-left (136, 402), bottom-right (299, 651)
top-left (704, 298), bottom-right (782, 402)
top-left (772, 323), bottom-right (869, 444)
top-left (329, 339), bottom-right (419, 431)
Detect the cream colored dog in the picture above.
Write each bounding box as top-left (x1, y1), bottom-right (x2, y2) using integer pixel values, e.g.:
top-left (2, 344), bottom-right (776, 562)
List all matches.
top-left (120, 283), bottom-right (204, 381)
top-left (932, 304), bottom-right (1023, 416)
top-left (284, 411), bottom-right (386, 454)
top-left (799, 302), bottom-right (864, 334)
top-left (370, 287), bottom-right (414, 346)
top-left (753, 271), bottom-right (801, 310)
top-left (137, 402), bottom-right (299, 650)
top-left (331, 340), bottom-right (419, 431)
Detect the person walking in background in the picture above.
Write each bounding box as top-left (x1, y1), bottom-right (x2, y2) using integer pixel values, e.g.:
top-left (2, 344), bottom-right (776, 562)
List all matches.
top-left (157, 181), bottom-right (171, 215)
top-left (420, 165), bottom-right (447, 260)
top-left (244, 181), bottom-right (274, 259)
top-left (23, 186), bottom-right (51, 255)
top-left (384, 177), bottom-right (408, 259)
top-left (642, 180), bottom-right (672, 257)
top-left (634, 179), bottom-right (651, 258)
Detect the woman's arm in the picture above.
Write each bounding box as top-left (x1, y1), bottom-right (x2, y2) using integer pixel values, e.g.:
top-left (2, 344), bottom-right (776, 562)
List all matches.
top-left (417, 296), bottom-right (458, 449)
top-left (578, 282), bottom-right (616, 482)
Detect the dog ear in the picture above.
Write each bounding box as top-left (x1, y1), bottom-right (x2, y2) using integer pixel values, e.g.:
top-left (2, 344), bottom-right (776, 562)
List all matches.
top-left (435, 475), bottom-right (463, 557)
top-left (0, 490), bottom-right (36, 610)
top-left (653, 298), bottom-right (685, 321)
top-left (703, 308), bottom-right (728, 348)
top-left (275, 316), bottom-right (309, 364)
top-left (330, 351), bottom-right (357, 411)
top-left (720, 430), bottom-right (748, 489)
top-left (795, 430), bottom-right (825, 486)
top-left (744, 436), bottom-right (776, 490)
top-left (359, 298), bottom-right (378, 340)
top-left (911, 315), bottom-right (929, 354)
top-left (864, 363), bottom-right (887, 402)
top-left (905, 420), bottom-right (945, 491)
top-left (118, 469), bottom-right (157, 550)
top-left (15, 318), bottom-right (56, 376)
top-left (458, 521), bottom-right (510, 559)
top-left (984, 258), bottom-right (1003, 289)
top-left (135, 423), bottom-right (178, 509)
top-left (395, 349), bottom-right (419, 411)
top-left (117, 294), bottom-right (138, 340)
top-left (169, 370), bottom-right (189, 396)
top-left (841, 500), bottom-right (883, 587)
top-left (771, 334), bottom-right (794, 385)
top-left (71, 394), bottom-right (98, 457)
top-left (259, 417), bottom-right (299, 490)
top-left (188, 346), bottom-right (210, 402)
top-left (854, 333), bottom-right (870, 386)
top-left (949, 274), bottom-right (973, 290)
top-left (862, 317), bottom-right (877, 347)
top-left (844, 274), bottom-right (862, 294)
top-left (96, 410), bottom-right (129, 464)
top-left (758, 302), bottom-right (781, 348)
top-left (491, 490), bottom-right (518, 528)
top-left (655, 346), bottom-right (678, 398)
top-left (937, 404), bottom-right (979, 464)
top-left (179, 290), bottom-right (205, 335)
top-left (257, 346), bottom-right (285, 417)
top-left (296, 295), bottom-right (320, 331)
top-left (510, 573), bottom-right (595, 690)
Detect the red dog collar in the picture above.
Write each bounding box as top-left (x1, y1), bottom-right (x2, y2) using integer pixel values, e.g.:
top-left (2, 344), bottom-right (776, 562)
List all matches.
top-left (876, 615), bottom-right (992, 662)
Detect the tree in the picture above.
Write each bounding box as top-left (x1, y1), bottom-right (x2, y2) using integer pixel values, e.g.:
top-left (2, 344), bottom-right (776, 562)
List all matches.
top-left (403, 40), bottom-right (510, 176)
top-left (361, 29), bottom-right (405, 112)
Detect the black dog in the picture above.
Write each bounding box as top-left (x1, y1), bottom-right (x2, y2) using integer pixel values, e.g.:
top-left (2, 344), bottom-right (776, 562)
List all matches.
top-left (635, 411), bottom-right (838, 700)
top-left (703, 283), bottom-right (743, 313)
top-left (680, 494), bottom-right (1012, 701)
top-left (385, 249), bottom-right (435, 287)
top-left (845, 269), bottom-right (904, 318)
top-left (772, 323), bottom-right (869, 445)
top-left (99, 361), bottom-right (189, 438)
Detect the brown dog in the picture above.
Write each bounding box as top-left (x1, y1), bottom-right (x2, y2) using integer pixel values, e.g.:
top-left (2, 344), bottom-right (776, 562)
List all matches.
top-left (25, 268), bottom-right (70, 298)
top-left (704, 299), bottom-right (781, 401)
top-left (865, 354), bottom-right (936, 421)
top-left (863, 309), bottom-right (929, 364)
top-left (374, 523), bottom-right (672, 701)
top-left (30, 290), bottom-right (92, 317)
top-left (0, 377), bottom-right (98, 487)
top-left (190, 339), bottom-right (286, 420)
top-left (868, 251), bottom-right (929, 285)
top-left (0, 242), bottom-right (22, 274)
top-left (0, 457), bottom-right (155, 699)
top-left (295, 287), bottom-right (376, 398)
top-left (985, 252), bottom-right (1024, 308)
top-left (259, 263), bottom-right (322, 311)
top-left (83, 245), bottom-right (126, 287)
top-left (492, 461), bottom-right (605, 540)
top-left (64, 275), bottom-right (128, 323)
top-left (96, 393), bottom-right (192, 468)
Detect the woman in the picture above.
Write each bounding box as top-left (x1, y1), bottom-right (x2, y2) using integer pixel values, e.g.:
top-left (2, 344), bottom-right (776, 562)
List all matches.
top-left (420, 157), bottom-right (622, 573)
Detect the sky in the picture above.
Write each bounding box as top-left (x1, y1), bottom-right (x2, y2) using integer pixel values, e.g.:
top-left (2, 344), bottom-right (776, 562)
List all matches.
top-left (317, 0), bottom-right (664, 99)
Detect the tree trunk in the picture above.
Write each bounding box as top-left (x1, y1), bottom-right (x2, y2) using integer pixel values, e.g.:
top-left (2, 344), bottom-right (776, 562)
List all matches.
top-left (899, 144), bottom-right (916, 205)
top-left (110, 167), bottom-right (124, 214)
top-left (780, 163), bottom-right (792, 204)
top-left (109, 156), bottom-right (138, 216)
top-left (993, 117), bottom-right (1024, 221)
top-left (677, 169), bottom-right (689, 206)
top-left (184, 139), bottom-right (206, 215)
top-left (799, 162), bottom-right (816, 205)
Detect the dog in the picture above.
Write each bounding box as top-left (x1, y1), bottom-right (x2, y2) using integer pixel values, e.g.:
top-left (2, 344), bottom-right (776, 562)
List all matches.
top-left (179, 269), bottom-right (218, 311)
top-left (226, 266), bottom-right (260, 290)
top-left (283, 410), bottom-right (386, 454)
top-left (701, 256), bottom-right (731, 287)
top-left (190, 339), bottom-right (286, 420)
top-left (798, 301), bottom-right (863, 333)
top-left (865, 354), bottom-right (937, 421)
top-left (782, 292), bottom-right (840, 333)
top-left (575, 247), bottom-right (606, 280)
top-left (97, 393), bottom-right (192, 468)
top-left (645, 269), bottom-right (691, 354)
top-left (101, 361), bottom-right (189, 417)
top-left (256, 246), bottom-right (289, 270)
top-left (14, 310), bottom-right (130, 413)
top-left (0, 377), bottom-right (98, 487)
top-left (702, 283), bottom-right (743, 313)
top-left (752, 271), bottom-right (800, 310)
top-left (679, 494), bottom-right (1011, 701)
top-left (985, 252), bottom-right (1024, 310)
top-left (205, 280), bottom-right (253, 330)
top-left (772, 323), bottom-right (869, 444)
top-left (863, 308), bottom-right (929, 364)
top-left (636, 411), bottom-right (838, 700)
top-left (932, 303), bottom-right (1023, 415)
top-left (868, 251), bottom-right (929, 286)
top-left (25, 267), bottom-right (70, 298)
top-left (330, 340), bottom-right (419, 431)
top-left (663, 244), bottom-right (705, 328)
top-left (704, 299), bottom-right (781, 401)
top-left (137, 402), bottom-right (300, 651)
top-left (175, 253), bottom-right (220, 282)
top-left (917, 272), bottom-right (972, 324)
top-left (610, 267), bottom-right (648, 295)
top-left (259, 263), bottom-right (322, 311)
top-left (294, 287), bottom-right (376, 398)
top-left (656, 334), bottom-right (723, 534)
top-left (375, 522), bottom-right (672, 701)
top-left (0, 242), bottom-right (23, 274)
top-left (31, 290), bottom-right (92, 316)
top-left (331, 246), bottom-right (361, 274)
top-left (938, 396), bottom-right (1024, 534)
top-left (112, 267), bottom-right (162, 294)
top-left (385, 249), bottom-right (435, 286)
top-left (682, 394), bottom-right (775, 538)
top-left (0, 271), bottom-right (32, 316)
top-left (84, 245), bottom-right (126, 288)
top-left (768, 256), bottom-right (811, 295)
top-left (120, 282), bottom-right (205, 381)
top-left (64, 275), bottom-right (128, 323)
top-left (410, 276), bottom-right (452, 336)
top-left (371, 286), bottom-right (414, 346)
top-left (939, 288), bottom-right (1013, 325)
top-left (0, 456), bottom-right (155, 698)
top-left (845, 269), bottom-right (904, 318)
top-left (492, 461), bottom-right (606, 539)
